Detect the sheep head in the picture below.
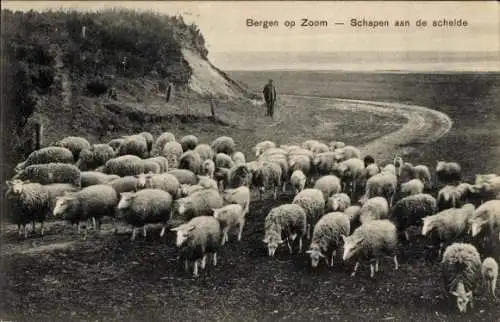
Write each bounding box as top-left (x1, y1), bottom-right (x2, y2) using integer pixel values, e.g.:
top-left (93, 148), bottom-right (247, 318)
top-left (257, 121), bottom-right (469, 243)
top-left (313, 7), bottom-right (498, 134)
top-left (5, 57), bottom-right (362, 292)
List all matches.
top-left (262, 229), bottom-right (283, 257)
top-left (53, 195), bottom-right (76, 217)
top-left (421, 217), bottom-right (436, 236)
top-left (342, 234), bottom-right (363, 261)
top-left (306, 243), bottom-right (325, 268)
top-left (451, 281), bottom-right (472, 313)
top-left (117, 192), bottom-right (136, 210)
top-left (171, 224), bottom-right (195, 247)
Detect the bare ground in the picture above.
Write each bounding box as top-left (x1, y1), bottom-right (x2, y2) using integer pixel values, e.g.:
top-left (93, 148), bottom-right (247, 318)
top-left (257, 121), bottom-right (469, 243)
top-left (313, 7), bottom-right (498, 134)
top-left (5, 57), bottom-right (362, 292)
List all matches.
top-left (1, 96), bottom-right (498, 322)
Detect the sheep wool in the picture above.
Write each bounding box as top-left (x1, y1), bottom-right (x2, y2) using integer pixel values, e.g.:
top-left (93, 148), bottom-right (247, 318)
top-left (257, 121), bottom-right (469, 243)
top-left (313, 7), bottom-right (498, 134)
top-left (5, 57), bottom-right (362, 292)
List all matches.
top-left (108, 138), bottom-right (125, 152)
top-left (227, 164), bottom-right (252, 189)
top-left (139, 132), bottom-right (154, 153)
top-left (103, 155), bottom-right (144, 177)
top-left (55, 136), bottom-right (91, 161)
top-left (202, 159), bottom-right (215, 178)
top-left (211, 136), bottom-right (236, 155)
top-left (437, 185), bottom-right (460, 210)
top-left (53, 184), bottom-right (119, 239)
top-left (141, 159), bottom-right (161, 174)
top-left (345, 205), bottom-right (362, 233)
top-left (292, 188), bottom-right (325, 238)
top-left (313, 175), bottom-right (342, 201)
top-left (263, 204), bottom-right (308, 256)
top-left (213, 204), bottom-right (246, 244)
top-left (231, 151), bottom-right (246, 165)
top-left (326, 193), bottom-right (351, 213)
top-left (390, 193), bottom-right (437, 240)
top-left (312, 152), bottom-right (337, 177)
top-left (147, 156), bottom-right (169, 173)
top-left (168, 169), bottom-right (198, 185)
top-left (80, 171), bottom-right (119, 188)
top-left (180, 135), bottom-right (198, 152)
top-left (173, 188), bottom-right (223, 222)
top-left (107, 176), bottom-right (141, 194)
top-left (252, 162), bottom-right (282, 200)
top-left (401, 179), bottom-right (425, 196)
top-left (359, 197), bottom-right (389, 224)
top-left (15, 147), bottom-right (74, 172)
top-left (342, 219), bottom-right (399, 278)
top-left (254, 141), bottom-right (276, 157)
top-left (171, 216), bottom-right (222, 277)
top-left (179, 150), bottom-right (202, 175)
top-left (5, 180), bottom-right (52, 238)
top-left (361, 172), bottom-right (397, 206)
top-left (307, 212), bottom-right (350, 268)
top-left (440, 243), bottom-right (482, 313)
top-left (436, 161), bottom-right (462, 184)
top-left (222, 186), bottom-right (250, 216)
top-left (76, 144), bottom-right (115, 171)
top-left (481, 257), bottom-right (498, 298)
top-left (193, 144), bottom-right (214, 162)
top-left (150, 132), bottom-right (176, 157)
top-left (161, 141), bottom-right (183, 169)
top-left (290, 170), bottom-right (307, 195)
top-left (139, 173), bottom-right (181, 198)
top-left (469, 199), bottom-right (500, 239)
top-left (15, 163), bottom-right (81, 186)
top-left (117, 189), bottom-right (173, 240)
top-left (117, 134), bottom-right (149, 159)
top-left (421, 204), bottom-right (476, 257)
top-left (215, 153), bottom-right (235, 169)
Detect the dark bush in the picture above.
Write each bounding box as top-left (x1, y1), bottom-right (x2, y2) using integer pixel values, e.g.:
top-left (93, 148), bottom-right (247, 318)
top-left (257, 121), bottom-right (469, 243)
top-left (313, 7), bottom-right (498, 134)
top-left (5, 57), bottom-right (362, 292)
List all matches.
top-left (86, 79), bottom-right (109, 96)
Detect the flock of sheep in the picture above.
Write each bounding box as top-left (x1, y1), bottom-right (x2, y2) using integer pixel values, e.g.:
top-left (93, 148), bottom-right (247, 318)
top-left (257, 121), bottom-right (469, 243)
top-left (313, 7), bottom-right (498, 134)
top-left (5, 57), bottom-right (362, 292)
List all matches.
top-left (4, 131), bottom-right (500, 314)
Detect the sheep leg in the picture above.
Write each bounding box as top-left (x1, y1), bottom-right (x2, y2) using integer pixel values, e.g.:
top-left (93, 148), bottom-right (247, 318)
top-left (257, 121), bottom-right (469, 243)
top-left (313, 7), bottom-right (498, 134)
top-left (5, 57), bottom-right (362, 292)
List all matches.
top-left (143, 226), bottom-right (147, 238)
top-left (17, 224), bottom-right (22, 237)
top-left (237, 222), bottom-right (245, 241)
top-left (273, 186), bottom-right (278, 200)
top-left (375, 258), bottom-right (380, 272)
top-left (306, 224), bottom-right (310, 239)
top-left (201, 255), bottom-right (207, 269)
top-left (282, 181), bottom-right (287, 192)
top-left (351, 262), bottom-right (360, 277)
top-left (287, 239), bottom-right (293, 254)
top-left (298, 237), bottom-right (303, 253)
top-left (41, 222), bottom-right (45, 236)
top-left (92, 217), bottom-right (97, 230)
top-left (131, 227), bottom-right (138, 241)
top-left (370, 263), bottom-right (375, 278)
top-left (491, 279), bottom-right (497, 298)
top-left (184, 260), bottom-right (189, 272)
top-left (77, 224), bottom-right (81, 234)
top-left (404, 231), bottom-right (410, 242)
top-left (24, 225), bottom-right (29, 239)
top-left (212, 252), bottom-right (217, 266)
top-left (160, 225), bottom-right (166, 237)
top-left (393, 255), bottom-right (399, 270)
top-left (82, 226), bottom-right (88, 241)
top-left (193, 260), bottom-right (199, 277)
top-left (330, 250), bottom-right (336, 267)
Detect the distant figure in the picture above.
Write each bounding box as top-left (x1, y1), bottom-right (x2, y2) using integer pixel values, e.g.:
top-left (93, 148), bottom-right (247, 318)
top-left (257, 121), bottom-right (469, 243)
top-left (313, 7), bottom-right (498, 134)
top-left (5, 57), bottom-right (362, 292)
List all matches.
top-left (263, 79), bottom-right (277, 117)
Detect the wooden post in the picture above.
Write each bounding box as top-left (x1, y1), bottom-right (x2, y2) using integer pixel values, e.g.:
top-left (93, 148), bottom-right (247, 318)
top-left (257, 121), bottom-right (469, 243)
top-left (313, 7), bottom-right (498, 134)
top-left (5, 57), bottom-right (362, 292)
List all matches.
top-left (34, 122), bottom-right (43, 150)
top-left (210, 99), bottom-right (216, 120)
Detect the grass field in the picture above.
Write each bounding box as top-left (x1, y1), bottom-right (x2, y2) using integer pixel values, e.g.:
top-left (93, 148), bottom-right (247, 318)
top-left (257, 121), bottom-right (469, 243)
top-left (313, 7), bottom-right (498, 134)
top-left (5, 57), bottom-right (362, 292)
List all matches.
top-left (2, 71), bottom-right (500, 322)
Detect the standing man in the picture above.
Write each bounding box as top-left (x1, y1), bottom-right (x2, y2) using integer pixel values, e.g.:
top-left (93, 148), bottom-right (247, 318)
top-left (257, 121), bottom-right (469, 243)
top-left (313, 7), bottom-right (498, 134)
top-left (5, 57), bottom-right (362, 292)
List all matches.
top-left (263, 79), bottom-right (277, 117)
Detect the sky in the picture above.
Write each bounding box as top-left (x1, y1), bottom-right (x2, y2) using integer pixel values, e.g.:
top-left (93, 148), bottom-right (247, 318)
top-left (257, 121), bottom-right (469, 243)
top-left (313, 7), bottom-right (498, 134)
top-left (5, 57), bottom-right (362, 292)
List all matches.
top-left (3, 1), bottom-right (499, 70)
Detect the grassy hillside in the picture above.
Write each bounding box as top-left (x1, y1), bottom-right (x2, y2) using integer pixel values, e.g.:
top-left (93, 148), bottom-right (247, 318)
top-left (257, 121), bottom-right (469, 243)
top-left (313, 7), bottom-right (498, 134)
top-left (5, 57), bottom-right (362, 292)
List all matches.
top-left (0, 8), bottom-right (255, 181)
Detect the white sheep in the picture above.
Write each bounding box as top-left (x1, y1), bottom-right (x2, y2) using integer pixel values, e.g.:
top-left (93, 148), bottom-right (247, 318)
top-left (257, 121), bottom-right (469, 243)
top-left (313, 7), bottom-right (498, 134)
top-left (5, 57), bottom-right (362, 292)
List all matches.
top-left (171, 216), bottom-right (222, 277)
top-left (400, 179), bottom-right (425, 196)
top-left (222, 186), bottom-right (250, 217)
top-left (117, 189), bottom-right (173, 240)
top-left (334, 145), bottom-right (361, 162)
top-left (147, 156), bottom-right (169, 173)
top-left (302, 139), bottom-right (322, 151)
top-left (441, 243), bottom-right (482, 313)
top-left (332, 158), bottom-right (364, 199)
top-left (307, 212), bottom-right (350, 268)
top-left (54, 136), bottom-right (91, 161)
top-left (80, 171), bottom-right (119, 188)
top-left (167, 169), bottom-right (198, 185)
top-left (469, 199), bottom-right (500, 241)
top-left (292, 188), bottom-right (325, 239)
top-left (76, 144), bottom-right (116, 171)
top-left (227, 164), bottom-right (252, 189)
top-left (161, 141), bottom-right (183, 169)
top-left (215, 153), bottom-right (235, 169)
top-left (481, 257), bottom-right (498, 298)
top-left (310, 142), bottom-right (330, 155)
top-left (263, 204), bottom-right (307, 256)
top-left (201, 159), bottom-right (215, 178)
top-left (437, 185), bottom-right (461, 210)
top-left (313, 175), bottom-right (342, 202)
top-left (150, 132), bottom-right (176, 157)
top-left (211, 136), bottom-right (236, 155)
top-left (139, 132), bottom-right (154, 154)
top-left (421, 204), bottom-right (476, 258)
top-left (15, 146), bottom-right (74, 172)
top-left (213, 204), bottom-right (246, 245)
top-left (345, 205), bottom-right (362, 233)
top-left (53, 184), bottom-right (119, 240)
top-left (288, 154), bottom-right (312, 179)
top-left (179, 150), bottom-right (202, 175)
top-left (399, 162), bottom-right (432, 188)
top-left (136, 173), bottom-right (181, 198)
top-left (359, 197), bottom-right (389, 225)
top-left (328, 141), bottom-right (345, 151)
top-left (342, 219), bottom-right (399, 278)
top-left (381, 164), bottom-right (397, 176)
top-left (326, 193), bottom-right (351, 212)
top-left (173, 188), bottom-right (223, 222)
top-left (253, 140), bottom-right (276, 157)
top-left (107, 176), bottom-right (141, 194)
top-left (180, 135), bottom-right (198, 152)
top-left (103, 155), bottom-right (144, 177)
top-left (14, 163), bottom-right (81, 186)
top-left (360, 171), bottom-right (397, 206)
top-left (312, 152), bottom-right (337, 177)
top-left (231, 151), bottom-right (246, 165)
top-left (117, 134), bottom-right (149, 159)
top-left (290, 170), bottom-right (307, 195)
top-left (193, 143), bottom-right (214, 162)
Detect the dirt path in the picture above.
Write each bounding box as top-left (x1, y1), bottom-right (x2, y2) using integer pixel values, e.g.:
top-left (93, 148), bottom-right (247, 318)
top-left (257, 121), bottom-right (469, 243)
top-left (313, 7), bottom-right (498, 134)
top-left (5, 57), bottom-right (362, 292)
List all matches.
top-left (279, 95), bottom-right (453, 163)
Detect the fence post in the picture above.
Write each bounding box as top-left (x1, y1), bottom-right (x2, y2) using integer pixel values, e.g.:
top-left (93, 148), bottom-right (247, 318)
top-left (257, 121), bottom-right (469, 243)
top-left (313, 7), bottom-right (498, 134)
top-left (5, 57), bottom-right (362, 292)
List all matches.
top-left (34, 122), bottom-right (43, 150)
top-left (210, 98), bottom-right (216, 120)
